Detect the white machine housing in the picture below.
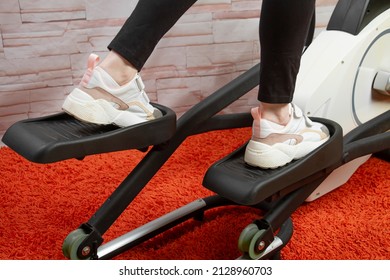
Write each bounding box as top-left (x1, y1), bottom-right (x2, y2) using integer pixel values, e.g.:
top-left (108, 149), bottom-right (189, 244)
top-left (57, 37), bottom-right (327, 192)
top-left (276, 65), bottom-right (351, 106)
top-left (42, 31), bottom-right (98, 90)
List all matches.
top-left (292, 8), bottom-right (390, 201)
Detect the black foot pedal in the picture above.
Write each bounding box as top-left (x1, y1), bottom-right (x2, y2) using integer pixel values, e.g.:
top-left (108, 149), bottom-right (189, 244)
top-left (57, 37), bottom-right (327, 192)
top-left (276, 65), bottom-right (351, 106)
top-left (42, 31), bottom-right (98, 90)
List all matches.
top-left (2, 103), bottom-right (176, 163)
top-left (203, 118), bottom-right (343, 205)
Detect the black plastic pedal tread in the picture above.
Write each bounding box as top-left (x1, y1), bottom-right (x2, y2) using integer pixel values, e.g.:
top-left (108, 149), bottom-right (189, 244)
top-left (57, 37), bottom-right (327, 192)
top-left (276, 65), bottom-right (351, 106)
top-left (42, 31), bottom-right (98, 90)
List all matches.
top-left (2, 103), bottom-right (176, 163)
top-left (202, 118), bottom-right (343, 205)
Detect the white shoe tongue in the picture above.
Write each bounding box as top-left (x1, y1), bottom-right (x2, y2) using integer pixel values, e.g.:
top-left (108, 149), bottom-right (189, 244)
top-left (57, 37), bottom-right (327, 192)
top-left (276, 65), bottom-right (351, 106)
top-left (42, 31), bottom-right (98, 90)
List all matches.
top-left (95, 66), bottom-right (120, 89)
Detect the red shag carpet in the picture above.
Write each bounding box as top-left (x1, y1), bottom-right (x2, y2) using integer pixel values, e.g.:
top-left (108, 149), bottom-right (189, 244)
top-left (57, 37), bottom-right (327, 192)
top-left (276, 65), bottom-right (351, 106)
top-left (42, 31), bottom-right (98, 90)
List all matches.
top-left (0, 128), bottom-right (389, 260)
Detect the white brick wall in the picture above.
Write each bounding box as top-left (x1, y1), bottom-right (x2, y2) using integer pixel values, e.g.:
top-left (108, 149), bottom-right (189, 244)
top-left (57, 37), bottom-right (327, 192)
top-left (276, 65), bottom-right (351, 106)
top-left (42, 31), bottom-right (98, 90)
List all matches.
top-left (0, 0), bottom-right (337, 141)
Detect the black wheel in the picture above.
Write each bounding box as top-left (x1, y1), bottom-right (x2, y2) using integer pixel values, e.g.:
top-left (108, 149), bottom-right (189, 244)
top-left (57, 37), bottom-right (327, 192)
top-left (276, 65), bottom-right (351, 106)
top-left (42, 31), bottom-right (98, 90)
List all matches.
top-left (248, 229), bottom-right (267, 260)
top-left (238, 224), bottom-right (258, 253)
top-left (62, 228), bottom-right (89, 260)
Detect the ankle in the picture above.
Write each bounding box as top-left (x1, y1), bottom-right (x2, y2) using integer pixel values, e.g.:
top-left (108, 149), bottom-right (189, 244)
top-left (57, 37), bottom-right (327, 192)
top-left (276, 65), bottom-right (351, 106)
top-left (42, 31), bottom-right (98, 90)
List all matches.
top-left (259, 103), bottom-right (290, 126)
top-left (99, 51), bottom-right (138, 86)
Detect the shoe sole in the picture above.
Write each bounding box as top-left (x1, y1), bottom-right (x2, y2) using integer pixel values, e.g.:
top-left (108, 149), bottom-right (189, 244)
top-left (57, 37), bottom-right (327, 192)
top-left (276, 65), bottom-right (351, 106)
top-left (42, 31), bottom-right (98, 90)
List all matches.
top-left (244, 137), bottom-right (330, 169)
top-left (62, 88), bottom-right (148, 127)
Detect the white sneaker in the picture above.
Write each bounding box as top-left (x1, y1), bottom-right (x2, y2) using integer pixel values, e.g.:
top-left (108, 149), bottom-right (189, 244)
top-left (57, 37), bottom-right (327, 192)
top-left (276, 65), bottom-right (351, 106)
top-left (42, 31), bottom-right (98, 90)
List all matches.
top-left (244, 103), bottom-right (330, 169)
top-left (62, 54), bottom-right (162, 127)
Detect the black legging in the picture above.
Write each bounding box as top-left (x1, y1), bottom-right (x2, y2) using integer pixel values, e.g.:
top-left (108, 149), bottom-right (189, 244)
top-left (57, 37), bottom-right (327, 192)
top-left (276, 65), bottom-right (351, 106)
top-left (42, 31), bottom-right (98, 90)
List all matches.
top-left (108, 0), bottom-right (315, 104)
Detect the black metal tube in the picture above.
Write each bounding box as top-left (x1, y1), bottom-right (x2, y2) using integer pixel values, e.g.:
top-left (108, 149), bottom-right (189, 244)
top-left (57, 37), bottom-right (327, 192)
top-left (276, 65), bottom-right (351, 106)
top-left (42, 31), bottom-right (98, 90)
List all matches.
top-left (263, 177), bottom-right (325, 230)
top-left (343, 110), bottom-right (390, 144)
top-left (343, 131), bottom-right (390, 163)
top-left (87, 63), bottom-right (260, 234)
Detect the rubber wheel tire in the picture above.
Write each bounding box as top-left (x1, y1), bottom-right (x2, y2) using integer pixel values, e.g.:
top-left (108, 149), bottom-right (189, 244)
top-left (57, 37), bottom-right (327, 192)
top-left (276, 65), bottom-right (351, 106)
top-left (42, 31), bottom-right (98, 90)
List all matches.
top-left (62, 228), bottom-right (88, 260)
top-left (248, 229), bottom-right (266, 260)
top-left (237, 224), bottom-right (258, 253)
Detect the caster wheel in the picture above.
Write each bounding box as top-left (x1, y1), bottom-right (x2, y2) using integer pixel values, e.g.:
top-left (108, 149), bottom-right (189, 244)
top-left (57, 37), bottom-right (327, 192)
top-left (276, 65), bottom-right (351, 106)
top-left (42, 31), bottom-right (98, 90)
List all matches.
top-left (62, 228), bottom-right (89, 260)
top-left (238, 224), bottom-right (258, 253)
top-left (248, 229), bottom-right (267, 260)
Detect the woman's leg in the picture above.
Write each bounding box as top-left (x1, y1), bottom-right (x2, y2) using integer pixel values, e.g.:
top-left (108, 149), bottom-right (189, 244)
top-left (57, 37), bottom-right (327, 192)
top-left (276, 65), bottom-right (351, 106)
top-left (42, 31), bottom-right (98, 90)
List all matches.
top-left (108, 0), bottom-right (198, 72)
top-left (258, 0), bottom-right (315, 124)
top-left (63, 0), bottom-right (197, 127)
top-left (100, 0), bottom-right (198, 85)
top-left (245, 0), bottom-right (330, 169)
top-left (259, 0), bottom-right (315, 105)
